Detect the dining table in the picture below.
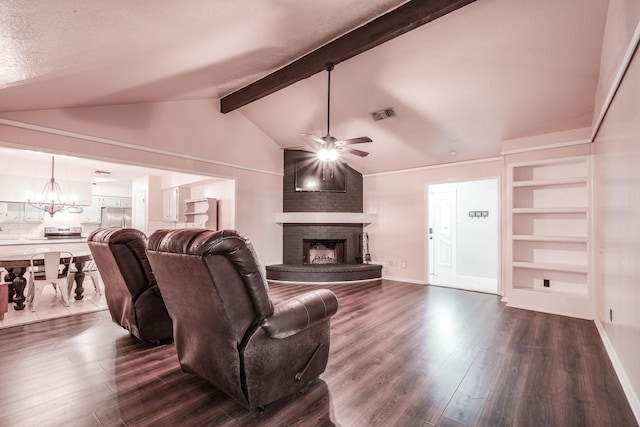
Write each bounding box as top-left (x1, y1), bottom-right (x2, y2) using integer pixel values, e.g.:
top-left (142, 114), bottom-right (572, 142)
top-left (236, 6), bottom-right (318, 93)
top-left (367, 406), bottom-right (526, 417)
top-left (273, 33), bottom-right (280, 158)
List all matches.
top-left (0, 251), bottom-right (93, 311)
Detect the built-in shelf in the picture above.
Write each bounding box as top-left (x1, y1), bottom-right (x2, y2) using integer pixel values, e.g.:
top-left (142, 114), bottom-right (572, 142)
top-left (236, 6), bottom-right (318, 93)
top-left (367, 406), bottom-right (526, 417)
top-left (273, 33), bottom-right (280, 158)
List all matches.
top-left (275, 212), bottom-right (376, 224)
top-left (512, 261), bottom-right (588, 274)
top-left (512, 235), bottom-right (588, 243)
top-left (512, 207), bottom-right (588, 214)
top-left (184, 198), bottom-right (217, 229)
top-left (508, 155), bottom-right (592, 319)
top-left (512, 177), bottom-right (588, 187)
top-left (511, 286), bottom-right (588, 297)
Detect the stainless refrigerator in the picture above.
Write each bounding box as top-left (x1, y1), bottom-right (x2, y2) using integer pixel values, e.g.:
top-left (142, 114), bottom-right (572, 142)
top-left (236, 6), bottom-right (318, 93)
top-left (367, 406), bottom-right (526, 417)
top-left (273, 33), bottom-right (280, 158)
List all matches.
top-left (101, 207), bottom-right (132, 228)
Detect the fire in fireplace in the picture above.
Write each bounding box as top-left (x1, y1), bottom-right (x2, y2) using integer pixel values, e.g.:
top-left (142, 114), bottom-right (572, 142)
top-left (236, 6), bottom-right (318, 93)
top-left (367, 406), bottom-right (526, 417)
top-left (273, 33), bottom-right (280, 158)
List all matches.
top-left (303, 239), bottom-right (345, 264)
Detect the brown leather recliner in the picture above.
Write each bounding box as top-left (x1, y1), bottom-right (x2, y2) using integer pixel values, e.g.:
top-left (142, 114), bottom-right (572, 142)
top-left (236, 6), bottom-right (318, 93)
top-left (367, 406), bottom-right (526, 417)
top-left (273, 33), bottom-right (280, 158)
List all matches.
top-left (87, 228), bottom-right (173, 343)
top-left (146, 229), bottom-right (339, 409)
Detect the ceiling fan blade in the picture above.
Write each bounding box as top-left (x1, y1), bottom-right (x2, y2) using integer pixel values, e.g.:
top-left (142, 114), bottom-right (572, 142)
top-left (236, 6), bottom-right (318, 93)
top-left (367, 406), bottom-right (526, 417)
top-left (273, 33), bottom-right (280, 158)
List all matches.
top-left (301, 133), bottom-right (327, 146)
top-left (340, 147), bottom-right (370, 157)
top-left (335, 136), bottom-right (373, 146)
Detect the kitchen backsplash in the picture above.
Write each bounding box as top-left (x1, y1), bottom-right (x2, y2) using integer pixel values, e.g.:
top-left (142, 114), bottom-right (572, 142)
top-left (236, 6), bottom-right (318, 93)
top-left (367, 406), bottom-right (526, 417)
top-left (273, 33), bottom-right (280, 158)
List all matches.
top-left (0, 215), bottom-right (193, 241)
top-left (0, 211), bottom-right (100, 240)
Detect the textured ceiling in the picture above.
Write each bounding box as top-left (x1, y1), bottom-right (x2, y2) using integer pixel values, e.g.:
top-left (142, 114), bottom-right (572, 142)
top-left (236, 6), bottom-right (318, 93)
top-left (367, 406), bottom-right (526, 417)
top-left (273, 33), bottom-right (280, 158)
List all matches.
top-left (0, 0), bottom-right (609, 174)
top-left (0, 0), bottom-right (406, 111)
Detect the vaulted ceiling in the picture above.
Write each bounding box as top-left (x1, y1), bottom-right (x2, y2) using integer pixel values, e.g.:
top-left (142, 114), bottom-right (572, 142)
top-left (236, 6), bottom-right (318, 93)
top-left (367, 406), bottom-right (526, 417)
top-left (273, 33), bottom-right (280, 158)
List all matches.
top-left (0, 0), bottom-right (609, 174)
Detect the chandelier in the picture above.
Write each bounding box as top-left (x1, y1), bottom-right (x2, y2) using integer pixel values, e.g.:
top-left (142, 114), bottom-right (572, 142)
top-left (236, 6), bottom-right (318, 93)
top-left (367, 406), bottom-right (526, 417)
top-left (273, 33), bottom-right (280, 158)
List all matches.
top-left (28, 156), bottom-right (76, 217)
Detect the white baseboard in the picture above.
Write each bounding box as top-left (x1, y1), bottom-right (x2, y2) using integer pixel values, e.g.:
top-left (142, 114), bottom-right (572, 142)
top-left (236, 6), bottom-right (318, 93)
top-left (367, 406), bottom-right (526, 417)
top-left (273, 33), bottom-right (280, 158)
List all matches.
top-left (382, 275), bottom-right (427, 285)
top-left (594, 318), bottom-right (640, 424)
top-left (428, 274), bottom-right (498, 294)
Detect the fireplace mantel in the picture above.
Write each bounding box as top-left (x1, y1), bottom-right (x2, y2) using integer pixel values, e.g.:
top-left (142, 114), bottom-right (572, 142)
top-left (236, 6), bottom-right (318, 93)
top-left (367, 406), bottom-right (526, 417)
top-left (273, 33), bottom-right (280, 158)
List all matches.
top-left (275, 212), bottom-right (376, 224)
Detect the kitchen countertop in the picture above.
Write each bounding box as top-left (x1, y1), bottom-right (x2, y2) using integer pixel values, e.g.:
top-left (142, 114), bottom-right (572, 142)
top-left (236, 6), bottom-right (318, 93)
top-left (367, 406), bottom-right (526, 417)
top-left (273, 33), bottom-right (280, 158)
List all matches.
top-left (0, 238), bottom-right (87, 246)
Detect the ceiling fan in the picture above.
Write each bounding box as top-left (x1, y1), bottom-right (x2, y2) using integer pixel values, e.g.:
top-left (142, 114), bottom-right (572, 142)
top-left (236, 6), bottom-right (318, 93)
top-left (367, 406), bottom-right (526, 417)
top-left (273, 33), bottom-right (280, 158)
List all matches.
top-left (292, 63), bottom-right (372, 160)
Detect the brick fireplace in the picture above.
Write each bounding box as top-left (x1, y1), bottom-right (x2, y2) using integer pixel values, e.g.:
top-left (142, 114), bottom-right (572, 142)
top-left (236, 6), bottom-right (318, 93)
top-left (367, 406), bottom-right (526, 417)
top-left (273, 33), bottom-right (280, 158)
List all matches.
top-left (266, 150), bottom-right (382, 282)
top-left (284, 224), bottom-right (362, 264)
top-left (282, 150), bottom-right (363, 264)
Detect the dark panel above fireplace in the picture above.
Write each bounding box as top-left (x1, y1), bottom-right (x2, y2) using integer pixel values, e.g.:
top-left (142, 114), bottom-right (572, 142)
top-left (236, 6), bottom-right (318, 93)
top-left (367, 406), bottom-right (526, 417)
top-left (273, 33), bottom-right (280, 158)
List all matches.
top-left (284, 150), bottom-right (363, 213)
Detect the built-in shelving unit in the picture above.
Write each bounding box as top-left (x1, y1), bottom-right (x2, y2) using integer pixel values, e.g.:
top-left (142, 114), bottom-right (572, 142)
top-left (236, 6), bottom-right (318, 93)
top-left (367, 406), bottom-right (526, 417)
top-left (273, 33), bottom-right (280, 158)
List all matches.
top-left (507, 155), bottom-right (592, 319)
top-left (184, 198), bottom-right (217, 229)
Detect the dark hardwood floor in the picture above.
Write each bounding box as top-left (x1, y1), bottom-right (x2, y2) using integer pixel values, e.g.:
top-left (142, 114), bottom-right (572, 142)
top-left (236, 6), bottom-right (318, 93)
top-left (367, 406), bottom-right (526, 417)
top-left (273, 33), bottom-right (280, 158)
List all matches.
top-left (0, 280), bottom-right (636, 427)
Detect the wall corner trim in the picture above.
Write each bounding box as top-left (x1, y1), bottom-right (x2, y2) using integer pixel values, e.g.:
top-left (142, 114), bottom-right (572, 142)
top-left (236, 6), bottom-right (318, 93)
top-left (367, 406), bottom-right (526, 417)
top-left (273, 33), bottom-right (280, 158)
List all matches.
top-left (594, 318), bottom-right (640, 424)
top-left (500, 139), bottom-right (592, 156)
top-left (591, 21), bottom-right (640, 142)
top-left (363, 156), bottom-right (504, 177)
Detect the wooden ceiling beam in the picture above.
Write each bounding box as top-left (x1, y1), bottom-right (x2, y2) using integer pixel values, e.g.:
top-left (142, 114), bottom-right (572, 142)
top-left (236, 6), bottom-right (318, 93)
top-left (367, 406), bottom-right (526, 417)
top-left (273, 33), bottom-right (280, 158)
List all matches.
top-left (220, 0), bottom-right (475, 113)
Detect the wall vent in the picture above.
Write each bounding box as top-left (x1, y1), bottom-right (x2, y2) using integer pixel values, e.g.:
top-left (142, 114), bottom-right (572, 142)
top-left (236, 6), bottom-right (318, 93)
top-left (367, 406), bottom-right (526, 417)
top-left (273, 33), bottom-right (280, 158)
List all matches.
top-left (370, 107), bottom-right (396, 121)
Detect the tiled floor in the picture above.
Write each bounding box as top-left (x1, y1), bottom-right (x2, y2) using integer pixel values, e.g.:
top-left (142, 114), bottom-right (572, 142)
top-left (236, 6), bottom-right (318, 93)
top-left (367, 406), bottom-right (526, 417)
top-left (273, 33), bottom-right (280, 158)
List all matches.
top-left (1, 277), bottom-right (108, 329)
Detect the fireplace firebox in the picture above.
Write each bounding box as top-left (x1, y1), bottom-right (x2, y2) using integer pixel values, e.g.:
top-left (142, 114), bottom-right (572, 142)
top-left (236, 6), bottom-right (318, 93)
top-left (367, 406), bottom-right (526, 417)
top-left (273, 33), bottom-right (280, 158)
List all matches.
top-left (303, 239), bottom-right (345, 264)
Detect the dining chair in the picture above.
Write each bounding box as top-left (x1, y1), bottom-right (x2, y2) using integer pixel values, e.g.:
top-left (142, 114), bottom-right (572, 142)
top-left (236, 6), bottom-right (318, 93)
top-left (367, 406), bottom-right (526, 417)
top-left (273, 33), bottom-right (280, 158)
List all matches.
top-left (24, 246), bottom-right (62, 291)
top-left (26, 251), bottom-right (73, 312)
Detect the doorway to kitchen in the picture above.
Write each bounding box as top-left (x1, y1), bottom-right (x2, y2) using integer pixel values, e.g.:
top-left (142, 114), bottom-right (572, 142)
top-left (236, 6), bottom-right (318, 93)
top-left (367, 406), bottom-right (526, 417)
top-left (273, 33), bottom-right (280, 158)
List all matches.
top-left (427, 178), bottom-right (499, 294)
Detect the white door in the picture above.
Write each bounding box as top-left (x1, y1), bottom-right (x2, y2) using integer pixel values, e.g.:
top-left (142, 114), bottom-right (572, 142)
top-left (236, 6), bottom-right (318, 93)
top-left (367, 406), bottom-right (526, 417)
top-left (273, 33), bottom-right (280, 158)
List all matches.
top-left (428, 189), bottom-right (456, 282)
top-left (427, 179), bottom-right (499, 294)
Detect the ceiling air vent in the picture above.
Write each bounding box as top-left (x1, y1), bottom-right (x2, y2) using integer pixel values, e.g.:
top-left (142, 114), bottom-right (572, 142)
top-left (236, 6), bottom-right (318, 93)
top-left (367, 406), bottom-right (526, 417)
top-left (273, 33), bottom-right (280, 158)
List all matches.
top-left (94, 169), bottom-right (111, 175)
top-left (371, 107), bottom-right (396, 121)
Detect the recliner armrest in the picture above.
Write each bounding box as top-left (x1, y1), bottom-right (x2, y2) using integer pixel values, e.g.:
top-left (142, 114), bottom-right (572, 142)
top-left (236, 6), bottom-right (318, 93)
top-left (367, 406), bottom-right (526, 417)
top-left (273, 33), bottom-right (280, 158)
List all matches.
top-left (261, 289), bottom-right (338, 339)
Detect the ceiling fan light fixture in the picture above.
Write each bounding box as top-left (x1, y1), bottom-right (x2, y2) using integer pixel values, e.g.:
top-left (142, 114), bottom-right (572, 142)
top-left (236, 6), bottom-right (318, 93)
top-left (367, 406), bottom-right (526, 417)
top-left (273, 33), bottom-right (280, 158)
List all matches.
top-left (297, 63), bottom-right (372, 159)
top-left (318, 148), bottom-right (339, 162)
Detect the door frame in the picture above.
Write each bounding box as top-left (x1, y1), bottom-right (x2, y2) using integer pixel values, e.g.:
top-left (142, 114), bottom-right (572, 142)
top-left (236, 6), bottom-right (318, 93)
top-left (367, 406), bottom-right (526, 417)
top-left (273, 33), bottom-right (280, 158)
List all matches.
top-left (424, 176), bottom-right (503, 296)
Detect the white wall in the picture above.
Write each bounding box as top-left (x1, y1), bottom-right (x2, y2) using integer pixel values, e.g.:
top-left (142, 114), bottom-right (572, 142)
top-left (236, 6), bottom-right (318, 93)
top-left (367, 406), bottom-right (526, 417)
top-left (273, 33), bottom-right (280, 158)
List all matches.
top-left (428, 179), bottom-right (498, 279)
top-left (92, 181), bottom-right (132, 198)
top-left (453, 179), bottom-right (498, 279)
top-left (364, 158), bottom-right (503, 285)
top-left (196, 179), bottom-right (236, 230)
top-left (592, 4), bottom-right (640, 418)
top-left (0, 99), bottom-right (282, 174)
top-left (0, 99), bottom-right (284, 261)
top-left (593, 0), bottom-right (640, 129)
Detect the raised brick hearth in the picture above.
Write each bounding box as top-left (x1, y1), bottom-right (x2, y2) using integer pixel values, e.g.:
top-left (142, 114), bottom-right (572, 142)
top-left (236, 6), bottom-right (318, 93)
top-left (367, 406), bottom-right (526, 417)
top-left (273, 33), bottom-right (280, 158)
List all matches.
top-left (266, 263), bottom-right (382, 282)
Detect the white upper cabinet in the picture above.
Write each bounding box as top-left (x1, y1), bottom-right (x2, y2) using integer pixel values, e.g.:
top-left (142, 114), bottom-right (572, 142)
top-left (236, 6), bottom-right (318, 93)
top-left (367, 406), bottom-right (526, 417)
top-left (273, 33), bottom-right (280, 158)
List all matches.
top-left (162, 186), bottom-right (189, 222)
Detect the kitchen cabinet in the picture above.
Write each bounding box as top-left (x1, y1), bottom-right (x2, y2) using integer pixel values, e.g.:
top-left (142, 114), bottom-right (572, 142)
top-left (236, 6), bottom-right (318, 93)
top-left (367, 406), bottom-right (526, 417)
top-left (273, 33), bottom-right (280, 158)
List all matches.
top-left (0, 203), bottom-right (45, 223)
top-left (184, 198), bottom-right (217, 229)
top-left (507, 155), bottom-right (591, 319)
top-left (162, 186), bottom-right (189, 222)
top-left (80, 196), bottom-right (102, 224)
top-left (5, 203), bottom-right (23, 223)
top-left (98, 196), bottom-right (131, 208)
top-left (23, 204), bottom-right (45, 222)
